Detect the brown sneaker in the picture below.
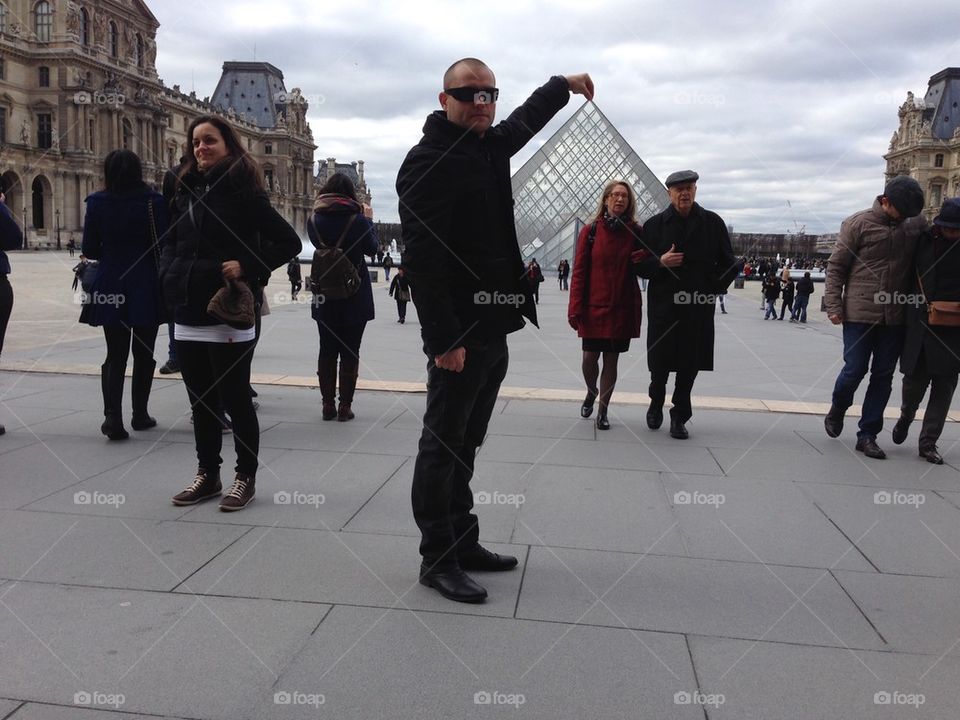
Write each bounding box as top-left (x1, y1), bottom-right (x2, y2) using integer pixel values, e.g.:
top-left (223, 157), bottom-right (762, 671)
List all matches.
top-left (172, 467), bottom-right (221, 506)
top-left (219, 473), bottom-right (255, 511)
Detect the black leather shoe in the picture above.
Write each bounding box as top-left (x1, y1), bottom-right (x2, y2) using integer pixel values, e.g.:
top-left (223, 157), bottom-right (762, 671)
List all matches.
top-left (669, 417), bottom-right (689, 440)
top-left (919, 446), bottom-right (944, 464)
top-left (419, 567), bottom-right (488, 603)
top-left (458, 545), bottom-right (518, 572)
top-left (646, 404), bottom-right (663, 430)
top-left (824, 405), bottom-right (845, 438)
top-left (891, 416), bottom-right (911, 445)
top-left (855, 437), bottom-right (886, 459)
top-left (580, 390), bottom-right (598, 418)
top-left (596, 408), bottom-right (610, 430)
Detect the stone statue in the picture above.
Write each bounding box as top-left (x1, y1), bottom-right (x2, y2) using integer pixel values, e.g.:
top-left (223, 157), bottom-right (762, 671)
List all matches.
top-left (889, 130), bottom-right (899, 150)
top-left (275, 110), bottom-right (286, 127)
top-left (93, 13), bottom-right (106, 45)
top-left (145, 37), bottom-right (157, 67)
top-left (50, 120), bottom-right (60, 151)
top-left (66, 2), bottom-right (80, 37)
top-left (20, 118), bottom-right (31, 144)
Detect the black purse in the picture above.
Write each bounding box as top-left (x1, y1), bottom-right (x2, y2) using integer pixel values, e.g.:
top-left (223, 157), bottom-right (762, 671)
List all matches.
top-left (71, 259), bottom-right (98, 293)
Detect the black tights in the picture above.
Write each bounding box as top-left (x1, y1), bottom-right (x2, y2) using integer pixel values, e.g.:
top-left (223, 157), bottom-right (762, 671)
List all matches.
top-left (103, 323), bottom-right (158, 373)
top-left (582, 351), bottom-right (621, 410)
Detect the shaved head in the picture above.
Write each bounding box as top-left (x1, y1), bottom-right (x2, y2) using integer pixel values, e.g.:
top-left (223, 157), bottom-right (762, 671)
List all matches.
top-left (443, 57), bottom-right (491, 89)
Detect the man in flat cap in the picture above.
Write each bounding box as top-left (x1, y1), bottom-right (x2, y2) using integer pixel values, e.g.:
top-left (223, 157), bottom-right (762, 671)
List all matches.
top-left (635, 170), bottom-right (736, 439)
top-left (824, 176), bottom-right (926, 459)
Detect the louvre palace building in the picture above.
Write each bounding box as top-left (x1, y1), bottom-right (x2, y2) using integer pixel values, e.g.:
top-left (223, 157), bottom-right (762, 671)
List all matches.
top-left (0, 0), bottom-right (361, 246)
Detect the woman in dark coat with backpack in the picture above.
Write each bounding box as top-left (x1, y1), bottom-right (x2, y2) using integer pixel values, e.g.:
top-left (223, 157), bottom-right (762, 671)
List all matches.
top-left (80, 149), bottom-right (169, 440)
top-left (568, 180), bottom-right (646, 430)
top-left (308, 173), bottom-right (379, 421)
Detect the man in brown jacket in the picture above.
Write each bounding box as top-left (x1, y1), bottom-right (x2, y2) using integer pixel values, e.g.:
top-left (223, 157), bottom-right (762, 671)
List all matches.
top-left (823, 176), bottom-right (926, 458)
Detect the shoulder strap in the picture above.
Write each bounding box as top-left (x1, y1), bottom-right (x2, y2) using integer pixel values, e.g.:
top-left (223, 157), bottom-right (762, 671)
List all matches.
top-left (312, 213), bottom-right (357, 250)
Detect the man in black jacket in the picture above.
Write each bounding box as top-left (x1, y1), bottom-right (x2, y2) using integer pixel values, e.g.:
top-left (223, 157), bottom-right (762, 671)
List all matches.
top-left (636, 170), bottom-right (737, 440)
top-left (397, 58), bottom-right (593, 603)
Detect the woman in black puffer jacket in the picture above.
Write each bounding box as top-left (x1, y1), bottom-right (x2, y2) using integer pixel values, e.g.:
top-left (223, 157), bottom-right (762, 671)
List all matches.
top-left (160, 115), bottom-right (300, 512)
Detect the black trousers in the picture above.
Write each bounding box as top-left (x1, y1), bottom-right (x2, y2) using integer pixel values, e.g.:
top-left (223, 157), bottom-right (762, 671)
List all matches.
top-left (317, 321), bottom-right (366, 362)
top-left (177, 339), bottom-right (259, 476)
top-left (411, 335), bottom-right (508, 569)
top-left (395, 299), bottom-right (407, 320)
top-left (103, 323), bottom-right (158, 374)
top-left (649, 368), bottom-right (700, 423)
top-left (901, 368), bottom-right (958, 449)
top-left (0, 274), bottom-right (12, 357)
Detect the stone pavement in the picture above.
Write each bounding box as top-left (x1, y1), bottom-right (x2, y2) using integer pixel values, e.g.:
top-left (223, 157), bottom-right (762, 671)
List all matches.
top-left (1, 252), bottom-right (959, 718)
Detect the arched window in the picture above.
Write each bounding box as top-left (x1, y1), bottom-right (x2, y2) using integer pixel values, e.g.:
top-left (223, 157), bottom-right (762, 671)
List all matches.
top-left (80, 8), bottom-right (90, 46)
top-left (0, 4), bottom-right (8, 35)
top-left (31, 176), bottom-right (45, 228)
top-left (34, 1), bottom-right (53, 42)
top-left (136, 34), bottom-right (144, 68)
top-left (109, 21), bottom-right (118, 58)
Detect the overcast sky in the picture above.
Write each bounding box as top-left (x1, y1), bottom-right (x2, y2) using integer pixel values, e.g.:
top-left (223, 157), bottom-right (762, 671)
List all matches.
top-left (152, 0), bottom-right (958, 234)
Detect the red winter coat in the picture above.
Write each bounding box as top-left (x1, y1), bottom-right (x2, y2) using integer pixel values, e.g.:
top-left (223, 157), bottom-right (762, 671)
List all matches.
top-left (568, 220), bottom-right (644, 339)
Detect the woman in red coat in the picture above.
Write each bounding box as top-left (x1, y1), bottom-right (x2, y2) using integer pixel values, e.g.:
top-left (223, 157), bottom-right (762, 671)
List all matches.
top-left (568, 180), bottom-right (646, 429)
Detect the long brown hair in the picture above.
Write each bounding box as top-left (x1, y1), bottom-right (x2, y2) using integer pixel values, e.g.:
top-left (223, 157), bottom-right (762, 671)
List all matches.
top-left (178, 114), bottom-right (264, 193)
top-left (593, 180), bottom-right (637, 223)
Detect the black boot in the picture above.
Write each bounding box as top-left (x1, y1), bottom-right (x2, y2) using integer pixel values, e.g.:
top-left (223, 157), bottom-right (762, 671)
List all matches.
top-left (891, 414), bottom-right (912, 445)
top-left (338, 359), bottom-right (358, 421)
top-left (100, 361), bottom-right (128, 440)
top-left (824, 405), bottom-right (845, 438)
top-left (595, 405), bottom-right (610, 430)
top-left (131, 359), bottom-right (157, 430)
top-left (317, 356), bottom-right (337, 420)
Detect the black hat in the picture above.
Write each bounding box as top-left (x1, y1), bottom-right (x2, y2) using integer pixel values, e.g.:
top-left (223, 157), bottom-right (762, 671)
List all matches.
top-left (882, 176), bottom-right (924, 218)
top-left (665, 170), bottom-right (699, 188)
top-left (934, 197), bottom-right (960, 229)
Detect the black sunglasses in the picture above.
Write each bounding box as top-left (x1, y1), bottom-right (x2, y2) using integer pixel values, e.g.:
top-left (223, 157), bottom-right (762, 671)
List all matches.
top-left (444, 86), bottom-right (499, 104)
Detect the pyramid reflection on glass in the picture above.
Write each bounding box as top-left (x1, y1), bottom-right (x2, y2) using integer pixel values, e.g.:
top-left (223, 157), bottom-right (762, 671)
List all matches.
top-left (512, 101), bottom-right (668, 266)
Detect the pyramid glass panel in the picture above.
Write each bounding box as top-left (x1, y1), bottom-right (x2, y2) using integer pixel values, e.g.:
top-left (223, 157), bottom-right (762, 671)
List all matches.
top-left (512, 102), bottom-right (669, 263)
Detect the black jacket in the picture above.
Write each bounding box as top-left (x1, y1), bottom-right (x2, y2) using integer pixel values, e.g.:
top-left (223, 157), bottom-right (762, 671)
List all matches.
top-left (796, 277), bottom-right (815, 297)
top-left (396, 76), bottom-right (570, 355)
top-left (635, 203), bottom-right (736, 372)
top-left (159, 161), bottom-right (300, 326)
top-left (901, 228), bottom-right (960, 376)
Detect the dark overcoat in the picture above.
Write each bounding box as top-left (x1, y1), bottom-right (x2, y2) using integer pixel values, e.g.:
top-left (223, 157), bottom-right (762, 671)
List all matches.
top-left (900, 228), bottom-right (960, 376)
top-left (635, 203), bottom-right (736, 372)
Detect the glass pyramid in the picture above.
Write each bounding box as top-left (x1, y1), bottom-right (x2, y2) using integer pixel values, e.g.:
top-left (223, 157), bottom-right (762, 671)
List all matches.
top-left (512, 101), bottom-right (669, 267)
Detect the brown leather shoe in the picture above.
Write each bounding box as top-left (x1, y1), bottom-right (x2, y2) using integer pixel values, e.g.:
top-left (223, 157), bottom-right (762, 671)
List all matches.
top-left (172, 467), bottom-right (222, 505)
top-left (855, 437), bottom-right (886, 459)
top-left (919, 446), bottom-right (944, 465)
top-left (219, 473), bottom-right (255, 511)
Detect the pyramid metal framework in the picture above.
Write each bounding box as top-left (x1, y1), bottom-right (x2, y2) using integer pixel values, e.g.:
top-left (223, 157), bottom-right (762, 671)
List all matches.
top-left (512, 102), bottom-right (669, 267)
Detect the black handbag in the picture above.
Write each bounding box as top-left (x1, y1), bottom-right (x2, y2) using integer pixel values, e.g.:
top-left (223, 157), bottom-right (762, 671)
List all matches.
top-left (71, 259), bottom-right (98, 293)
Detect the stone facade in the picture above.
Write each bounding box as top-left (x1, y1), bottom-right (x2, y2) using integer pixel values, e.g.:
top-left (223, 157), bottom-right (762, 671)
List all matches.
top-left (315, 157), bottom-right (370, 206)
top-left (0, 0), bottom-right (316, 247)
top-left (884, 67), bottom-right (960, 222)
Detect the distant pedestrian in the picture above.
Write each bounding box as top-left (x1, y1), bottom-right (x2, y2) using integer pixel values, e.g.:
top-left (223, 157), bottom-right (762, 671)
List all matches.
top-left (791, 271), bottom-right (815, 322)
top-left (779, 276), bottom-right (795, 320)
top-left (762, 272), bottom-right (780, 319)
top-left (823, 175), bottom-right (925, 460)
top-left (389, 266), bottom-right (411, 323)
top-left (67, 237), bottom-right (76, 257)
top-left (382, 251), bottom-right (393, 281)
top-left (557, 258), bottom-right (570, 290)
top-left (526, 258), bottom-right (544, 303)
top-left (717, 288), bottom-right (727, 314)
top-left (286, 257), bottom-right (302, 300)
top-left (892, 197), bottom-right (960, 465)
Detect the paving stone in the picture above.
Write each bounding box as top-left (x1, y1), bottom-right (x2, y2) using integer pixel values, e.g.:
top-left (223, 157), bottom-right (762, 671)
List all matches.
top-left (5, 703), bottom-right (178, 719)
top-left (0, 582), bottom-right (326, 720)
top-left (478, 434), bottom-right (724, 475)
top-left (256, 605), bottom-right (703, 720)
top-left (664, 474), bottom-right (873, 570)
top-left (834, 571), bottom-right (960, 655)
top-left (690, 636), bottom-right (960, 719)
top-left (516, 546), bottom-right (884, 649)
top-left (177, 449), bottom-right (406, 531)
top-left (510, 466), bottom-right (686, 555)
top-left (0, 511), bottom-right (248, 591)
top-left (0, 699), bottom-right (22, 717)
top-left (387, 406), bottom-right (597, 441)
top-left (183, 527), bottom-right (524, 617)
top-left (803, 482), bottom-right (960, 577)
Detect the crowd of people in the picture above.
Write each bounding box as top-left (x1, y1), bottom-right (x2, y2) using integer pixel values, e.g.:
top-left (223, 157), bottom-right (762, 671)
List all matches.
top-left (0, 57), bottom-right (957, 608)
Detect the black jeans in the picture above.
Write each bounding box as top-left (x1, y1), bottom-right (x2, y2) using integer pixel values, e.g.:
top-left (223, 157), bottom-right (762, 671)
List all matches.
top-left (177, 339), bottom-right (259, 476)
top-left (649, 368), bottom-right (700, 423)
top-left (0, 274), bottom-right (12, 357)
top-left (411, 335), bottom-right (508, 569)
top-left (317, 321), bottom-right (366, 362)
top-left (396, 299), bottom-right (407, 321)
